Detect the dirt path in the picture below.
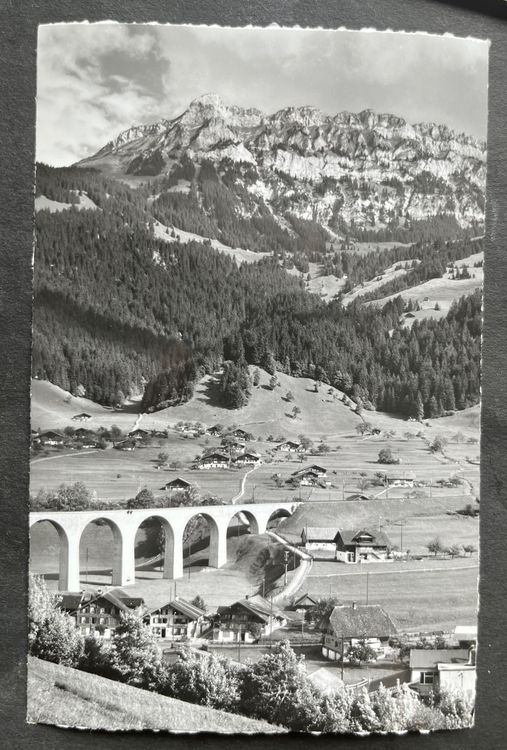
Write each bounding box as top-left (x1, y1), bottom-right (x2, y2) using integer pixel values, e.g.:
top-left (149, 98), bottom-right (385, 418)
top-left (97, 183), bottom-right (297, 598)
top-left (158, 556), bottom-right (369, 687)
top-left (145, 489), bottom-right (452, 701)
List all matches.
top-left (31, 449), bottom-right (100, 464)
top-left (231, 464), bottom-right (260, 504)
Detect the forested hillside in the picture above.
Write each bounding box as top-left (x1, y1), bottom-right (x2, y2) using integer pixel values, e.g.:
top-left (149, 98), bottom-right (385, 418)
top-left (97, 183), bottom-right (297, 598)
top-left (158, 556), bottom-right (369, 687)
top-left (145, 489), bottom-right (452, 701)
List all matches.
top-left (33, 165), bottom-right (481, 417)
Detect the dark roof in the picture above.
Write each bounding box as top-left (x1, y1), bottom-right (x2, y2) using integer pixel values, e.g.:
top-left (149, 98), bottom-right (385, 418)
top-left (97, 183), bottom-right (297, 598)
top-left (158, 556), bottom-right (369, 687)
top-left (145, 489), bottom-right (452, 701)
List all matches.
top-left (337, 529), bottom-right (391, 547)
top-left (72, 413), bottom-right (91, 418)
top-left (409, 649), bottom-right (469, 670)
top-left (58, 593), bottom-right (84, 611)
top-left (292, 593), bottom-right (318, 608)
top-left (326, 604), bottom-right (397, 639)
top-left (40, 430), bottom-right (65, 439)
top-left (345, 494), bottom-right (370, 501)
top-left (234, 452), bottom-right (260, 462)
top-left (220, 595), bottom-right (284, 623)
top-left (201, 452), bottom-right (229, 461)
top-left (303, 527), bottom-right (340, 541)
top-left (129, 428), bottom-right (149, 436)
top-left (151, 598), bottom-right (206, 620)
top-left (293, 464), bottom-right (326, 475)
top-left (117, 596), bottom-right (145, 609)
top-left (164, 477), bottom-right (192, 488)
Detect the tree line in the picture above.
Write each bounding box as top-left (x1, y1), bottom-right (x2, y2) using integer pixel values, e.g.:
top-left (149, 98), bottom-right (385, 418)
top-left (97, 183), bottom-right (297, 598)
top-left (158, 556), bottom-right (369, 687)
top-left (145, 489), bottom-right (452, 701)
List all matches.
top-left (34, 165), bottom-right (481, 417)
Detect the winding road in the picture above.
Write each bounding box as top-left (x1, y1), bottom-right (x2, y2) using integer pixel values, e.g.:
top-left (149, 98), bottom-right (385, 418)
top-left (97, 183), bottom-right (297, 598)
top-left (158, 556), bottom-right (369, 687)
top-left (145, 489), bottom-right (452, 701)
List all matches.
top-left (266, 530), bottom-right (313, 603)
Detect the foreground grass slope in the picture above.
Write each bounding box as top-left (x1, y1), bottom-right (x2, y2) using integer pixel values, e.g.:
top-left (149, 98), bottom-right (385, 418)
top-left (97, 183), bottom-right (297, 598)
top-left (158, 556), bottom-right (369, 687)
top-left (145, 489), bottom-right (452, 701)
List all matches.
top-left (27, 657), bottom-right (284, 733)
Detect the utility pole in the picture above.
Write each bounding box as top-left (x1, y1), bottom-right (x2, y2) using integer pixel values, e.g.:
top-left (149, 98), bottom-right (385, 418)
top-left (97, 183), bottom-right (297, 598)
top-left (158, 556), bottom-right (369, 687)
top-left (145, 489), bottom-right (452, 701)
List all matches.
top-left (394, 520), bottom-right (407, 553)
top-left (341, 634), bottom-right (345, 681)
top-left (284, 550), bottom-right (290, 586)
top-left (86, 547), bottom-right (89, 584)
top-left (366, 572), bottom-right (369, 605)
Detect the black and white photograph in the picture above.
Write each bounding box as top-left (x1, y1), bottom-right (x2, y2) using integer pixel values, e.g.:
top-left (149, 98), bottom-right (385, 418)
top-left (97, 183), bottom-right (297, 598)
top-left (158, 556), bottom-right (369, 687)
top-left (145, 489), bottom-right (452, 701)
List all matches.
top-left (27, 22), bottom-right (487, 734)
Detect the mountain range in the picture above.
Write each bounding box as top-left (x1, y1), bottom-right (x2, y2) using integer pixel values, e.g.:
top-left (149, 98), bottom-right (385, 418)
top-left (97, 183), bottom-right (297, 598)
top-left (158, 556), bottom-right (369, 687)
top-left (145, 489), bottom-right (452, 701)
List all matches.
top-left (77, 93), bottom-right (486, 235)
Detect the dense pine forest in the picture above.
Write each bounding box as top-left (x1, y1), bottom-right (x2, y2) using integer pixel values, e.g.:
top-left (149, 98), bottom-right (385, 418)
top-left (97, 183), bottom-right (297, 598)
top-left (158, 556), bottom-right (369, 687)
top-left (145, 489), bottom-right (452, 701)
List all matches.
top-left (33, 165), bottom-right (481, 417)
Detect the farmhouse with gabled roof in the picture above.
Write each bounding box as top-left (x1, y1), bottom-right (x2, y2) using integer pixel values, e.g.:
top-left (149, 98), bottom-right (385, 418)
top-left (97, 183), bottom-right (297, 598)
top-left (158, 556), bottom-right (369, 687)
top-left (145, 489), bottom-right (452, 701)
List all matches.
top-left (213, 595), bottom-right (286, 643)
top-left (335, 528), bottom-right (392, 563)
top-left (322, 602), bottom-right (397, 661)
top-left (146, 597), bottom-right (207, 641)
top-left (162, 477), bottom-right (193, 492)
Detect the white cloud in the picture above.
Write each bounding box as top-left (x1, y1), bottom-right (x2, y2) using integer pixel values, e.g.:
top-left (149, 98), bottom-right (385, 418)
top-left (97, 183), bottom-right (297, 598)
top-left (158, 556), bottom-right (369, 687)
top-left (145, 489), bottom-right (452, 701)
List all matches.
top-left (36, 23), bottom-right (489, 166)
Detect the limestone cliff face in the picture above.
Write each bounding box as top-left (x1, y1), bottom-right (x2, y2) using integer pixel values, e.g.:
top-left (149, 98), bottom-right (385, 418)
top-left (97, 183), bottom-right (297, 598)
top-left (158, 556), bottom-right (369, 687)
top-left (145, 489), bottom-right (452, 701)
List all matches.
top-left (80, 94), bottom-right (486, 232)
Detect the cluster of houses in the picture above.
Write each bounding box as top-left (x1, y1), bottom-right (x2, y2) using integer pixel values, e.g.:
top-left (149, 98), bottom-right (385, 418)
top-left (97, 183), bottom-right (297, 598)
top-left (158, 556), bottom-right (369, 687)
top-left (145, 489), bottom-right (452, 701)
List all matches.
top-left (58, 590), bottom-right (285, 644)
top-left (196, 450), bottom-right (262, 469)
top-left (57, 588), bottom-right (476, 696)
top-left (301, 526), bottom-right (393, 563)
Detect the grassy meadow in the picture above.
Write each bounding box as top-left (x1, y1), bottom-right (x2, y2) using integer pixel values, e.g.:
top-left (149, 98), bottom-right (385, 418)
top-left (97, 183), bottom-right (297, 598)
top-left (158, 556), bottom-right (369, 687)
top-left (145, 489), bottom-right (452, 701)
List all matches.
top-left (27, 657), bottom-right (283, 733)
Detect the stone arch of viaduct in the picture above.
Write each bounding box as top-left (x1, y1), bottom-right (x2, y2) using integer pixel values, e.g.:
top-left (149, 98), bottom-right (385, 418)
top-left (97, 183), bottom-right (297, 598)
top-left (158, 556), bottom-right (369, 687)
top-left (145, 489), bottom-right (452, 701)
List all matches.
top-left (29, 502), bottom-right (298, 592)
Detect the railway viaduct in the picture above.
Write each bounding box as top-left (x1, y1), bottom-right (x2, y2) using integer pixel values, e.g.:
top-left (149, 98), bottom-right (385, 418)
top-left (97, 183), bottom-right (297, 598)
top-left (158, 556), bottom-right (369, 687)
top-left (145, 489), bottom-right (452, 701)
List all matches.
top-left (29, 502), bottom-right (298, 591)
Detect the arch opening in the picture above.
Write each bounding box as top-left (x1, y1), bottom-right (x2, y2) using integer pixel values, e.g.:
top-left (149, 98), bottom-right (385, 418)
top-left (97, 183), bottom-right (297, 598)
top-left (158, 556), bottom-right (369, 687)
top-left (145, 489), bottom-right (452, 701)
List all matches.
top-left (226, 510), bottom-right (261, 560)
top-left (134, 515), bottom-right (176, 581)
top-left (79, 517), bottom-right (123, 588)
top-left (266, 507), bottom-right (292, 531)
top-left (183, 512), bottom-right (223, 573)
top-left (29, 519), bottom-right (69, 592)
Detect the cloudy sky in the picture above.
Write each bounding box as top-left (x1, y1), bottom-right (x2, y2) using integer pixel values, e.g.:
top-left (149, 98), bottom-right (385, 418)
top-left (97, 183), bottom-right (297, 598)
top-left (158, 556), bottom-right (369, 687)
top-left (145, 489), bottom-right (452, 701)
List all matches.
top-left (37, 24), bottom-right (489, 166)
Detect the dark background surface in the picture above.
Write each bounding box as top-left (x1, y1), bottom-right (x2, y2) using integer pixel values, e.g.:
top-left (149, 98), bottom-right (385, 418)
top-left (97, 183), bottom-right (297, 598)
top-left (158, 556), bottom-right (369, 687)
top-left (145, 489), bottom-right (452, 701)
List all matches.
top-left (1, 1), bottom-right (507, 747)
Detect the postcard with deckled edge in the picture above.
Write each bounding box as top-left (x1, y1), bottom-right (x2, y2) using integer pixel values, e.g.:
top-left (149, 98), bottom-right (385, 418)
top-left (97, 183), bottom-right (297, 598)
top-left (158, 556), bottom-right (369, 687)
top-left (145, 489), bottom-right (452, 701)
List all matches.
top-left (28, 22), bottom-right (486, 734)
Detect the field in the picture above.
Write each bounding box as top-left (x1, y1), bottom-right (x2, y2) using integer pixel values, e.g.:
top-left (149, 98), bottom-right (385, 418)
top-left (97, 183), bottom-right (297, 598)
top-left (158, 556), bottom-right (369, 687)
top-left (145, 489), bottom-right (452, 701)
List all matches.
top-left (153, 218), bottom-right (271, 265)
top-left (364, 250), bottom-right (483, 321)
top-left (32, 367), bottom-right (361, 439)
top-left (304, 559), bottom-right (478, 633)
top-left (342, 260), bottom-right (419, 307)
top-left (27, 657), bottom-right (282, 733)
top-left (30, 370), bottom-right (480, 636)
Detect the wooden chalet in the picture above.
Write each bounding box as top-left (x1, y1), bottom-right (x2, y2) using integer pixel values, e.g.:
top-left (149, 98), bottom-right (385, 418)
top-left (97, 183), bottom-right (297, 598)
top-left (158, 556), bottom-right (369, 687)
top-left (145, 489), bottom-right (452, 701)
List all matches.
top-left (162, 477), bottom-right (193, 492)
top-left (72, 413), bottom-right (92, 422)
top-left (128, 428), bottom-right (150, 441)
top-left (290, 593), bottom-right (319, 610)
top-left (198, 452), bottom-right (229, 469)
top-left (229, 428), bottom-right (251, 440)
top-left (39, 430), bottom-right (65, 446)
top-left (233, 451), bottom-right (261, 466)
top-left (207, 425), bottom-right (223, 436)
top-left (114, 438), bottom-right (136, 451)
top-left (322, 603), bottom-right (397, 661)
top-left (335, 529), bottom-right (392, 563)
top-left (292, 464), bottom-right (327, 478)
top-left (387, 471), bottom-right (416, 488)
top-left (58, 590), bottom-right (145, 639)
top-left (146, 597), bottom-right (207, 641)
top-left (275, 440), bottom-right (303, 453)
top-left (213, 595), bottom-right (286, 643)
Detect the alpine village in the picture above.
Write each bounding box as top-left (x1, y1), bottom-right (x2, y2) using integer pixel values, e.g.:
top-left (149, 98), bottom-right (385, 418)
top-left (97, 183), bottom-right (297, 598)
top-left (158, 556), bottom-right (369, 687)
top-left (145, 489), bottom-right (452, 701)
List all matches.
top-left (29, 94), bottom-right (482, 733)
